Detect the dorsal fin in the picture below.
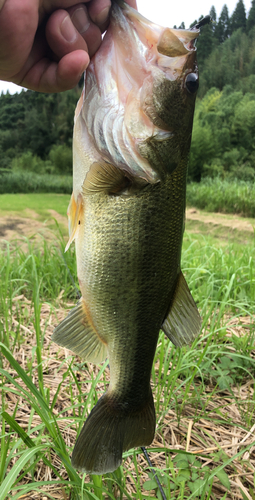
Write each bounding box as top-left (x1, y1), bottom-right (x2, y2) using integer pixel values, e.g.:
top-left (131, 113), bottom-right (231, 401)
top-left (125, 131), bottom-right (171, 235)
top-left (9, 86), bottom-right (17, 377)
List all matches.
top-left (82, 162), bottom-right (131, 195)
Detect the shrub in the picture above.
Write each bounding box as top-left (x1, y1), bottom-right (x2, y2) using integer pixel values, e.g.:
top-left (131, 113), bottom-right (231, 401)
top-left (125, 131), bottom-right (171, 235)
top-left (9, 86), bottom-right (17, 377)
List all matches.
top-left (49, 144), bottom-right (72, 175)
top-left (0, 170), bottom-right (72, 194)
top-left (187, 178), bottom-right (255, 217)
top-left (11, 151), bottom-right (55, 175)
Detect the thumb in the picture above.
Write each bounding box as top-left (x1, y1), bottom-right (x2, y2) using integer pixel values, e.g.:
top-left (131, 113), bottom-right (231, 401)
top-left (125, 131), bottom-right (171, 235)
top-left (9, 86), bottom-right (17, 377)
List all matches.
top-left (0, 0), bottom-right (38, 80)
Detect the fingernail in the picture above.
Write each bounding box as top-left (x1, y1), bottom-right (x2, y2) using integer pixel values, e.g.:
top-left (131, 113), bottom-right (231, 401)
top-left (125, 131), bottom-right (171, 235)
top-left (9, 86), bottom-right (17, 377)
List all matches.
top-left (71, 6), bottom-right (90, 35)
top-left (60, 15), bottom-right (77, 43)
top-left (95, 6), bottom-right (111, 26)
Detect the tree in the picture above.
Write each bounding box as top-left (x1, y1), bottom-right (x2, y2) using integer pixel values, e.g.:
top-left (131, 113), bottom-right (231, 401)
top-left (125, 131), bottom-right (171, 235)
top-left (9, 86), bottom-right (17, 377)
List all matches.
top-left (190, 20), bottom-right (198, 29)
top-left (230, 0), bottom-right (246, 33)
top-left (196, 15), bottom-right (214, 69)
top-left (173, 22), bottom-right (185, 29)
top-left (0, 87), bottom-right (79, 161)
top-left (247, 0), bottom-right (255, 32)
top-left (210, 5), bottom-right (217, 34)
top-left (216, 4), bottom-right (230, 42)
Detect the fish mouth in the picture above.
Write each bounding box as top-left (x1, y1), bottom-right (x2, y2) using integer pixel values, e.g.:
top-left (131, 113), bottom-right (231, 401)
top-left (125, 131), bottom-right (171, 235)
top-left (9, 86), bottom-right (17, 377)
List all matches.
top-left (157, 28), bottom-right (197, 57)
top-left (113, 0), bottom-right (200, 52)
top-left (111, 0), bottom-right (200, 80)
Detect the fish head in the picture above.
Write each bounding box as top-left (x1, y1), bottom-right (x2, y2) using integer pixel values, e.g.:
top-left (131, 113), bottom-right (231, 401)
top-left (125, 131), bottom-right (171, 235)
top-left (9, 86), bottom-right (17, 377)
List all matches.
top-left (143, 28), bottom-right (199, 135)
top-left (114, 2), bottom-right (200, 127)
top-left (110, 1), bottom-right (200, 176)
top-left (73, 1), bottom-right (200, 195)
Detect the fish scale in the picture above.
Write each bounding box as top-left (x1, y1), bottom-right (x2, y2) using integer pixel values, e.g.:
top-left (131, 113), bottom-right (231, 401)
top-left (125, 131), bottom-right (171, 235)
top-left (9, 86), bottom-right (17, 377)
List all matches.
top-left (52, 0), bottom-right (202, 474)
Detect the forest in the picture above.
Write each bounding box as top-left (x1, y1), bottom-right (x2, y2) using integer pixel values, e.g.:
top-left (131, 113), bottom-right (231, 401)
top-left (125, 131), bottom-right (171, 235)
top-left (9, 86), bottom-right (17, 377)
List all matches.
top-left (1, 0), bottom-right (255, 190)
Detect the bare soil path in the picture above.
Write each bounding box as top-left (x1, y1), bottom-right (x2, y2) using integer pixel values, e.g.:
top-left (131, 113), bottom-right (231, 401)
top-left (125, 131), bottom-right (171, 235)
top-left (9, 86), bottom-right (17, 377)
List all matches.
top-left (0, 208), bottom-right (254, 245)
top-left (186, 208), bottom-right (255, 233)
top-left (0, 210), bottom-right (68, 245)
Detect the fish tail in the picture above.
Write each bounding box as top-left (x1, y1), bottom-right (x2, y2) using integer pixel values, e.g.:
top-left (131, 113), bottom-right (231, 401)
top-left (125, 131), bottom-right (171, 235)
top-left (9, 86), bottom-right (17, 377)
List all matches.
top-left (71, 390), bottom-right (155, 474)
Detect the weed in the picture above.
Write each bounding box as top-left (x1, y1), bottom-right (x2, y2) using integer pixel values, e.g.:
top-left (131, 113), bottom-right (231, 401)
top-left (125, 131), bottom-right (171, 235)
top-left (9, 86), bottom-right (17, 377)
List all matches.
top-left (0, 171), bottom-right (72, 194)
top-left (0, 215), bottom-right (254, 499)
top-left (187, 178), bottom-right (255, 218)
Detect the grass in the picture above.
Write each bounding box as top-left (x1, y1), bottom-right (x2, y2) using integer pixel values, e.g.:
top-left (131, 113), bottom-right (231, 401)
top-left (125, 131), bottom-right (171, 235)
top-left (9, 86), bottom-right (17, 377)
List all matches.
top-left (0, 193), bottom-right (70, 219)
top-left (185, 217), bottom-right (255, 248)
top-left (0, 171), bottom-right (72, 195)
top-left (1, 174), bottom-right (255, 219)
top-left (0, 200), bottom-right (255, 499)
top-left (187, 178), bottom-right (255, 218)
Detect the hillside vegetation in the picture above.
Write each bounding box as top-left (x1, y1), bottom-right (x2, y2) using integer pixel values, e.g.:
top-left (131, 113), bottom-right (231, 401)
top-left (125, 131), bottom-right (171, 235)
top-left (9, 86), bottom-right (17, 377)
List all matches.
top-left (189, 87), bottom-right (255, 182)
top-left (0, 0), bottom-right (255, 192)
top-left (0, 88), bottom-right (79, 174)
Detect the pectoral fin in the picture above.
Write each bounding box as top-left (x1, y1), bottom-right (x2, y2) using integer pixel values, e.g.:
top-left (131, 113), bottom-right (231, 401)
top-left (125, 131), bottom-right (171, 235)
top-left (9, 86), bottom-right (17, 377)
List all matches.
top-left (162, 272), bottom-right (201, 347)
top-left (65, 193), bottom-right (83, 252)
top-left (82, 162), bottom-right (130, 195)
top-left (52, 299), bottom-right (107, 364)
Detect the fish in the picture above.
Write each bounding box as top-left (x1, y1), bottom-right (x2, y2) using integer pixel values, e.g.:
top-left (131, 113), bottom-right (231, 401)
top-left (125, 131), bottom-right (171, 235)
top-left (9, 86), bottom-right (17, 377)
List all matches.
top-left (52, 0), bottom-right (201, 475)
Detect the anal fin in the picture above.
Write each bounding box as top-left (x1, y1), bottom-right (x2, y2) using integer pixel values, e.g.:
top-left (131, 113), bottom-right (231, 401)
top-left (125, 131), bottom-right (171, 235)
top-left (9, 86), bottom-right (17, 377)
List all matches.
top-left (162, 272), bottom-right (201, 347)
top-left (52, 299), bottom-right (107, 364)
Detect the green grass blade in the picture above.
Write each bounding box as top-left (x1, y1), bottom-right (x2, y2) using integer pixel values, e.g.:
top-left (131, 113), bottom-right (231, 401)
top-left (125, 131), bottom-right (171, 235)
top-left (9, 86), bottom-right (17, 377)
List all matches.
top-left (0, 344), bottom-right (56, 421)
top-left (2, 411), bottom-right (62, 480)
top-left (0, 446), bottom-right (44, 500)
top-left (91, 475), bottom-right (103, 500)
top-left (0, 344), bottom-right (81, 483)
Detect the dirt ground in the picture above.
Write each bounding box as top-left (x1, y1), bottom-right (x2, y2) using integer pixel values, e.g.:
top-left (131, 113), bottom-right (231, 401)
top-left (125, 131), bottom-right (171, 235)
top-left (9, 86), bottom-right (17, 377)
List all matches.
top-left (0, 208), bottom-right (254, 245)
top-left (3, 297), bottom-right (255, 500)
top-left (186, 208), bottom-right (255, 233)
top-left (0, 209), bottom-right (68, 245)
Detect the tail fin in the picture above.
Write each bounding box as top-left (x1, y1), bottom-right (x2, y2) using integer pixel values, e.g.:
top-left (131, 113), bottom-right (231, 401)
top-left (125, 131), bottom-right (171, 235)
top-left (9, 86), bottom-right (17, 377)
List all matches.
top-left (71, 390), bottom-right (155, 474)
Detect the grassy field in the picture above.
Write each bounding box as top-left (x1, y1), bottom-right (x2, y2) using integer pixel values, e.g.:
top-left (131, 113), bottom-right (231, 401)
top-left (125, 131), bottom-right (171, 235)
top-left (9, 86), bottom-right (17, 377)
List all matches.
top-left (0, 171), bottom-right (72, 195)
top-left (186, 179), bottom-right (255, 218)
top-left (1, 177), bottom-right (255, 218)
top-left (0, 193), bottom-right (70, 219)
top-left (0, 194), bottom-right (255, 500)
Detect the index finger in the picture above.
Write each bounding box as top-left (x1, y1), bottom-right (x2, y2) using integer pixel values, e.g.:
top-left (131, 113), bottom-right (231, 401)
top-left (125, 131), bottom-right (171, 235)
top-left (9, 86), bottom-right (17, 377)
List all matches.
top-left (39, 0), bottom-right (92, 22)
top-left (88, 0), bottom-right (137, 31)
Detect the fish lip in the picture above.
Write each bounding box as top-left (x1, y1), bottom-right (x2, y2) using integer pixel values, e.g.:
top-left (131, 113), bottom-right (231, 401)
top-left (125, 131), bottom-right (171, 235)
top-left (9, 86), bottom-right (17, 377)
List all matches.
top-left (112, 0), bottom-right (200, 57)
top-left (157, 28), bottom-right (199, 57)
top-left (185, 38), bottom-right (199, 52)
top-left (111, 1), bottom-right (199, 83)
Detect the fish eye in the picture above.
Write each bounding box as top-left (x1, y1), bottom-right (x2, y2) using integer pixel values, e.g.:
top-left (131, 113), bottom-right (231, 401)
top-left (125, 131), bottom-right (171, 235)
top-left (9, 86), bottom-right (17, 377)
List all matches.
top-left (185, 73), bottom-right (199, 94)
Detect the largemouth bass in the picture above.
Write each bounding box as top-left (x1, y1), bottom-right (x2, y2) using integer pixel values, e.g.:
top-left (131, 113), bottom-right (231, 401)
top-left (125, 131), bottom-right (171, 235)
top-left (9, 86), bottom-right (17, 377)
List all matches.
top-left (53, 0), bottom-right (201, 474)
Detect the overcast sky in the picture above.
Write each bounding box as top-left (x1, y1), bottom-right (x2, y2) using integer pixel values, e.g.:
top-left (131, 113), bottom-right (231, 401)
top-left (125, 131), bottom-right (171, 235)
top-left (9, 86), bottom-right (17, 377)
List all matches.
top-left (0, 0), bottom-right (253, 95)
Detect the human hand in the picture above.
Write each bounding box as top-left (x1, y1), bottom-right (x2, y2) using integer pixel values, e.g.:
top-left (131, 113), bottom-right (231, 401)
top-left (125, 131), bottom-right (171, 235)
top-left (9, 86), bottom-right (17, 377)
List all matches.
top-left (0, 0), bottom-right (137, 93)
